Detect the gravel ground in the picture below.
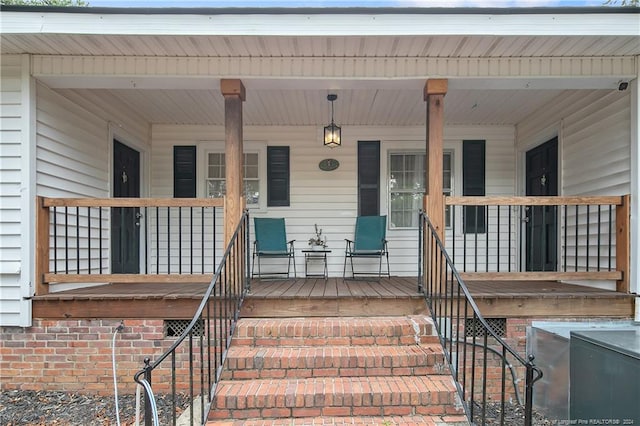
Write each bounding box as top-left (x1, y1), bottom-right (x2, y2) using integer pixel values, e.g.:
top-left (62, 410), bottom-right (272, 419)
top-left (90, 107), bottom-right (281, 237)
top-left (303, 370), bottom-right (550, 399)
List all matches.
top-left (1, 390), bottom-right (552, 425)
top-left (0, 390), bottom-right (190, 426)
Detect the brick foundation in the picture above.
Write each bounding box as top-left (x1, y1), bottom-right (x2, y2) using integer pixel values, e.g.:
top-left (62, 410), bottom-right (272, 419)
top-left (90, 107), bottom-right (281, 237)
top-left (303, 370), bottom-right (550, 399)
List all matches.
top-left (0, 319), bottom-right (202, 396)
top-left (0, 316), bottom-right (618, 400)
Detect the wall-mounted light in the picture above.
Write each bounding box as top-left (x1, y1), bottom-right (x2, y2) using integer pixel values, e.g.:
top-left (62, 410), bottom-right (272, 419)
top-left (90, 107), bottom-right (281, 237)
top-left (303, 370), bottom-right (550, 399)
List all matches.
top-left (324, 94), bottom-right (341, 148)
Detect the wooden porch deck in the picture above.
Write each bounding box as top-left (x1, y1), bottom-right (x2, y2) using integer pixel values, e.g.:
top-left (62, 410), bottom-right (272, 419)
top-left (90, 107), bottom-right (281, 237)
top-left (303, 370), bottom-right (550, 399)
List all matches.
top-left (31, 276), bottom-right (634, 320)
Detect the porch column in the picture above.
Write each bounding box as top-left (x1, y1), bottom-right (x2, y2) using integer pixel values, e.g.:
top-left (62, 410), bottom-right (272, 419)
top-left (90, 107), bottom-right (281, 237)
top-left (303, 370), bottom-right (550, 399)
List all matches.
top-left (423, 79), bottom-right (447, 241)
top-left (221, 79), bottom-right (246, 247)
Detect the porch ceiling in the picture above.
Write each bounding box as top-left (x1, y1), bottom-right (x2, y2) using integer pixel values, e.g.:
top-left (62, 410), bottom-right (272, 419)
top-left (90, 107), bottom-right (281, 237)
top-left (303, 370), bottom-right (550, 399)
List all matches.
top-left (55, 86), bottom-right (568, 126)
top-left (3, 8), bottom-right (638, 127)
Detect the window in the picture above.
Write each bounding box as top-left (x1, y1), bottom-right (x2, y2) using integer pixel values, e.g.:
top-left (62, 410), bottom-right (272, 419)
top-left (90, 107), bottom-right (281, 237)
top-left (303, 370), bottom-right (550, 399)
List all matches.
top-left (206, 152), bottom-right (260, 207)
top-left (388, 151), bottom-right (453, 228)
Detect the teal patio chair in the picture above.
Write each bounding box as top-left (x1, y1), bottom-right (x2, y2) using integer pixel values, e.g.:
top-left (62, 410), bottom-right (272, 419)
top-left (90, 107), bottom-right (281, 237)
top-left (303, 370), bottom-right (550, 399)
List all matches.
top-left (252, 217), bottom-right (296, 278)
top-left (343, 215), bottom-right (390, 279)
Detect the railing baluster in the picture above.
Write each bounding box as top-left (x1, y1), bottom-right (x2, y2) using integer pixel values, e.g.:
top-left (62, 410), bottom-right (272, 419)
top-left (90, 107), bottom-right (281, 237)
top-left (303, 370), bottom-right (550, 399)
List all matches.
top-left (586, 205), bottom-right (590, 271)
top-left (76, 207), bottom-right (80, 274)
top-left (178, 207), bottom-right (182, 274)
top-left (99, 208), bottom-right (103, 274)
top-left (144, 207), bottom-right (148, 274)
top-left (156, 206), bottom-right (160, 274)
top-left (597, 205), bottom-right (601, 271)
top-left (575, 205), bottom-right (579, 272)
top-left (497, 205), bottom-right (500, 272)
top-left (485, 205), bottom-right (489, 272)
top-left (474, 206), bottom-right (478, 272)
top-left (65, 206), bottom-right (69, 274)
top-left (508, 206), bottom-right (512, 272)
top-left (608, 205), bottom-right (613, 271)
top-left (541, 206), bottom-right (547, 271)
top-left (202, 207), bottom-right (205, 274)
top-left (53, 206), bottom-right (58, 274)
top-left (87, 207), bottom-right (91, 274)
top-left (167, 207), bottom-right (171, 274)
top-left (564, 205), bottom-right (568, 272)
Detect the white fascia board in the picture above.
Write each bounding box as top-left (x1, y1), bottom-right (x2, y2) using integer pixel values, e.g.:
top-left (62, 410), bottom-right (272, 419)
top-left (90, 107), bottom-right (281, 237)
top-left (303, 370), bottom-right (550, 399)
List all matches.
top-left (2, 11), bottom-right (639, 37)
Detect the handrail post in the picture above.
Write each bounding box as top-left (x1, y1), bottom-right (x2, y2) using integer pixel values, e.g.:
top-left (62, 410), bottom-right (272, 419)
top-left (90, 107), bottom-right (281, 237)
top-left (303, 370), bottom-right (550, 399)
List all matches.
top-left (35, 196), bottom-right (50, 296)
top-left (616, 194), bottom-right (630, 293)
top-left (143, 358), bottom-right (153, 426)
top-left (524, 355), bottom-right (538, 426)
top-left (418, 210), bottom-right (423, 293)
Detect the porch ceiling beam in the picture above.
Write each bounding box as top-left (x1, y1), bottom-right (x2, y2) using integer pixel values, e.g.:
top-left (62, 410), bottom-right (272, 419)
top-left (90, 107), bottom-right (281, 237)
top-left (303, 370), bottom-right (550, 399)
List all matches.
top-left (3, 11), bottom-right (638, 37)
top-left (31, 56), bottom-right (637, 91)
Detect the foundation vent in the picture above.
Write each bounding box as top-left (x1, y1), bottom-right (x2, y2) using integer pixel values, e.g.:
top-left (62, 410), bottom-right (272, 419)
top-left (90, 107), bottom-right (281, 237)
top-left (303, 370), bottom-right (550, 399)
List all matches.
top-left (464, 317), bottom-right (507, 338)
top-left (164, 319), bottom-right (205, 338)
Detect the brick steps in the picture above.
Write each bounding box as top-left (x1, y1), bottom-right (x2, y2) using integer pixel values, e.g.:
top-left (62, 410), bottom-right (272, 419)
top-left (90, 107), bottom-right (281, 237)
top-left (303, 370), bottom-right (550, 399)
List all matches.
top-left (208, 316), bottom-right (466, 425)
top-left (221, 344), bottom-right (447, 380)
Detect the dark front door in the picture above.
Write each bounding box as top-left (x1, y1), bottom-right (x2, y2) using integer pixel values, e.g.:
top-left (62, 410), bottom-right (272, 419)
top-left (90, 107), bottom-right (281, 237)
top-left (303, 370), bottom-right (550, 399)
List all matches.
top-left (525, 137), bottom-right (558, 271)
top-left (112, 140), bottom-right (140, 273)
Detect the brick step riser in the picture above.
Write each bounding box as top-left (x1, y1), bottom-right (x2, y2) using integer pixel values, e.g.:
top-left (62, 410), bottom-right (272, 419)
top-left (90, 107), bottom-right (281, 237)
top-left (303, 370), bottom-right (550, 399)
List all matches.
top-left (207, 414), bottom-right (470, 426)
top-left (221, 364), bottom-right (446, 380)
top-left (211, 377), bottom-right (461, 420)
top-left (221, 348), bottom-right (448, 380)
top-left (232, 317), bottom-right (436, 346)
top-left (231, 335), bottom-right (438, 347)
top-left (210, 405), bottom-right (464, 421)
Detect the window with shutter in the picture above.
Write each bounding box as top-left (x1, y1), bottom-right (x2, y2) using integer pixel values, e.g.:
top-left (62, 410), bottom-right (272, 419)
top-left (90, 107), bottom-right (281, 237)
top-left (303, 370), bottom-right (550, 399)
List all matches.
top-left (173, 146), bottom-right (196, 198)
top-left (463, 140), bottom-right (486, 234)
top-left (267, 146), bottom-right (290, 207)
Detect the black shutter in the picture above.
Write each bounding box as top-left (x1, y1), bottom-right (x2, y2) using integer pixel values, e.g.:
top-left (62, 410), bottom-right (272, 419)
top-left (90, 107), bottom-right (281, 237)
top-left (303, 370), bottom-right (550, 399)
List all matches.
top-left (463, 140), bottom-right (486, 233)
top-left (358, 141), bottom-right (380, 216)
top-left (173, 146), bottom-right (196, 198)
top-left (267, 146), bottom-right (290, 207)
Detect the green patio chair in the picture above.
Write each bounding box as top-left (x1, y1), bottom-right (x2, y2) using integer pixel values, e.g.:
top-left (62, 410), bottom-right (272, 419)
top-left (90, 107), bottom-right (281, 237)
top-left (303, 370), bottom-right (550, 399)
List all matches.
top-left (252, 217), bottom-right (296, 278)
top-left (343, 215), bottom-right (390, 280)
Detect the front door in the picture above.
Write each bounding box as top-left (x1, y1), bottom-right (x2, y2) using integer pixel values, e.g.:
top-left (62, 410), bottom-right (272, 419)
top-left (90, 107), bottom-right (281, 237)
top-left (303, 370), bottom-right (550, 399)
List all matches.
top-left (525, 137), bottom-right (558, 271)
top-left (112, 140), bottom-right (140, 273)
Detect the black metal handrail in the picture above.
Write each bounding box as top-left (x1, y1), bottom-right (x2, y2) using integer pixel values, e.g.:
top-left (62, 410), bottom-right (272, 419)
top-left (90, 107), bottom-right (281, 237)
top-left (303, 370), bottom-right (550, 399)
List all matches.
top-left (133, 211), bottom-right (251, 426)
top-left (418, 210), bottom-right (543, 425)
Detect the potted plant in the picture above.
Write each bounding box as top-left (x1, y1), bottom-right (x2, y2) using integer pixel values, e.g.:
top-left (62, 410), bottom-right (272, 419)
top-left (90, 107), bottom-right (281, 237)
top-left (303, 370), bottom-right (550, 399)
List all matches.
top-left (308, 224), bottom-right (327, 249)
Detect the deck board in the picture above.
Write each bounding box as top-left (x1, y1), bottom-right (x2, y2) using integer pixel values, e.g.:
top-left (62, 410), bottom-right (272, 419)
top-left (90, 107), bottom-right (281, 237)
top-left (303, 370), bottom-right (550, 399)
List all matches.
top-left (31, 276), bottom-right (634, 319)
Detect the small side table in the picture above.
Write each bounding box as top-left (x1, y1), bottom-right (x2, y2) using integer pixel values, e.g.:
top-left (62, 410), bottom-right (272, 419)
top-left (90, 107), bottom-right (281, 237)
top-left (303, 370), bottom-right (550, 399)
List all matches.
top-left (302, 249), bottom-right (331, 279)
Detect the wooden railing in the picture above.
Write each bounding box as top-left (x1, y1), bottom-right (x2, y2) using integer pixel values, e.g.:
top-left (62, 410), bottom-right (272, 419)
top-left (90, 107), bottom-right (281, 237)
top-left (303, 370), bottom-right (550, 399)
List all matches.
top-left (35, 196), bottom-right (225, 296)
top-left (443, 195), bottom-right (630, 292)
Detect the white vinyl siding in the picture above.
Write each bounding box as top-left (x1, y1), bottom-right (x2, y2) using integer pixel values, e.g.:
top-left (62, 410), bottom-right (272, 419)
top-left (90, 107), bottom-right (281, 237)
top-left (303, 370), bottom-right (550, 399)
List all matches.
top-left (0, 55), bottom-right (30, 326)
top-left (35, 83), bottom-right (150, 291)
top-left (152, 124), bottom-right (516, 277)
top-left (517, 89), bottom-right (631, 289)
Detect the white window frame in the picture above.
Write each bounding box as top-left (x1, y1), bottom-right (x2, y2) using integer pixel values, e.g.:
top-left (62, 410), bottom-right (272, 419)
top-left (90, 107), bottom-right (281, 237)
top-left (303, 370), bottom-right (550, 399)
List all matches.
top-left (387, 149), bottom-right (454, 229)
top-left (198, 141), bottom-right (267, 211)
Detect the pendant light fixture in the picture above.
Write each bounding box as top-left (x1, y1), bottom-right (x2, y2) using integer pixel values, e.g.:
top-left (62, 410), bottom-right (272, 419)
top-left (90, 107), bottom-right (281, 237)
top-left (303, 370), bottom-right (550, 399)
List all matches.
top-left (323, 94), bottom-right (341, 148)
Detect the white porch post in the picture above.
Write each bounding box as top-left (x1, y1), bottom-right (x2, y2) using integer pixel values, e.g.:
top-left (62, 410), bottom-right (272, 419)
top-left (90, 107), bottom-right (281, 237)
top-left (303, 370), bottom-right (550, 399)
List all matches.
top-left (221, 79), bottom-right (245, 247)
top-left (630, 66), bottom-right (639, 301)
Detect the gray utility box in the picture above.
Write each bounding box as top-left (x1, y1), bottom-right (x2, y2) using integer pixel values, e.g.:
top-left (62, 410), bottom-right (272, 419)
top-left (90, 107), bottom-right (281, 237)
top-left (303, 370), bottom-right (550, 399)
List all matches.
top-left (527, 321), bottom-right (638, 422)
top-left (570, 330), bottom-right (640, 423)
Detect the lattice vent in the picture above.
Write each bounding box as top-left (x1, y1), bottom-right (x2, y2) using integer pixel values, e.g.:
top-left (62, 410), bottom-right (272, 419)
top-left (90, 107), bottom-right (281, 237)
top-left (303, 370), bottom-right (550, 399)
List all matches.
top-left (464, 317), bottom-right (507, 338)
top-left (164, 319), bottom-right (205, 338)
